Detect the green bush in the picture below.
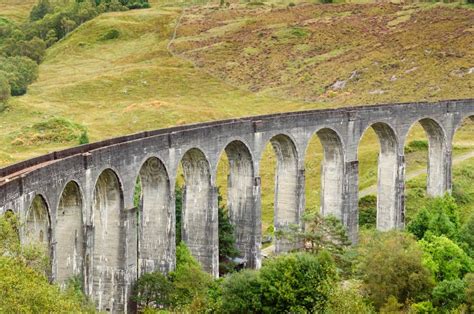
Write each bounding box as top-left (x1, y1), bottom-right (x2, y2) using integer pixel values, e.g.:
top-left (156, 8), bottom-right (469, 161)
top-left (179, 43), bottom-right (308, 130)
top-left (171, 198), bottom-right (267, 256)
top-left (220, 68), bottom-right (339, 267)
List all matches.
top-left (432, 279), bottom-right (466, 309)
top-left (459, 213), bottom-right (474, 258)
top-left (259, 251), bottom-right (337, 312)
top-left (326, 284), bottom-right (374, 314)
top-left (0, 71), bottom-right (10, 107)
top-left (420, 235), bottom-right (473, 282)
top-left (407, 195), bottom-right (460, 240)
top-left (100, 29), bottom-right (120, 41)
top-left (356, 231), bottom-right (434, 309)
top-left (465, 273), bottom-right (474, 312)
top-left (168, 242), bottom-right (213, 308)
top-left (78, 130), bottom-right (89, 145)
top-left (359, 195), bottom-right (377, 229)
top-left (405, 140), bottom-right (429, 153)
top-left (220, 270), bottom-right (262, 313)
top-left (0, 56), bottom-right (38, 96)
top-left (132, 271), bottom-right (173, 310)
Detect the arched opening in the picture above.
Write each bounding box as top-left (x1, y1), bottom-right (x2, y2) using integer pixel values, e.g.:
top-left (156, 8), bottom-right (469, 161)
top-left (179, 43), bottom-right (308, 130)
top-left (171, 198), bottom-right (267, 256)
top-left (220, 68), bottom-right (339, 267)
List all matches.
top-left (216, 140), bottom-right (256, 271)
top-left (452, 115), bottom-right (474, 219)
top-left (180, 148), bottom-right (216, 275)
top-left (415, 118), bottom-right (447, 197)
top-left (92, 169), bottom-right (124, 312)
top-left (262, 134), bottom-right (299, 253)
top-left (25, 195), bottom-right (50, 254)
top-left (56, 181), bottom-right (83, 287)
top-left (403, 120), bottom-right (441, 221)
top-left (137, 157), bottom-right (171, 274)
top-left (358, 123), bottom-right (399, 231)
top-left (305, 128), bottom-right (344, 220)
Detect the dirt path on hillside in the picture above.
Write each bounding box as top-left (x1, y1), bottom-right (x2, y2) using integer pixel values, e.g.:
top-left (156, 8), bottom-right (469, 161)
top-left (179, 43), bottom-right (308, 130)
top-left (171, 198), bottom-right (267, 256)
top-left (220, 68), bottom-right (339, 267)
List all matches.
top-left (359, 151), bottom-right (474, 198)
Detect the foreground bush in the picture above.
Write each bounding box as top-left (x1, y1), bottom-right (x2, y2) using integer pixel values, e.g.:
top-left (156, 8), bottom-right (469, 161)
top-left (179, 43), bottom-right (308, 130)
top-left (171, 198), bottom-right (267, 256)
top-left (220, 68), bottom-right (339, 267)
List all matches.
top-left (356, 231), bottom-right (434, 309)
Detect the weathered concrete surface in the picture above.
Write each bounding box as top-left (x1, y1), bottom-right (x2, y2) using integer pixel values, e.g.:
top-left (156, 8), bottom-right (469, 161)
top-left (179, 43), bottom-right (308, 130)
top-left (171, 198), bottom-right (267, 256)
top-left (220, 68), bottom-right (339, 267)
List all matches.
top-left (1, 99), bottom-right (473, 312)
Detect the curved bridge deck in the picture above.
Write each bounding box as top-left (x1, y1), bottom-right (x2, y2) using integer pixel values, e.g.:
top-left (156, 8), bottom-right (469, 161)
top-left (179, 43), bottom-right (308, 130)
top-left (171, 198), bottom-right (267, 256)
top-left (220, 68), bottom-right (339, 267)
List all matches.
top-left (1, 99), bottom-right (473, 312)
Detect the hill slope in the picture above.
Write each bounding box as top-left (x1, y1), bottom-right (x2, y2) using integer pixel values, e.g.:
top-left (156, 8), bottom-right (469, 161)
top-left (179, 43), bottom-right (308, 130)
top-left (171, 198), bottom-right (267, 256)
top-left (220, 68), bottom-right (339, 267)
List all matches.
top-left (172, 2), bottom-right (474, 103)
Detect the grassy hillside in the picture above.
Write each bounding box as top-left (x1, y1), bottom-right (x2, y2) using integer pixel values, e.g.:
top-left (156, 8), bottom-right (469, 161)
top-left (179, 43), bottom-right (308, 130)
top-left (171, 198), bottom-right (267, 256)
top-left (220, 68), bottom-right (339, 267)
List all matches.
top-left (172, 2), bottom-right (474, 104)
top-left (0, 0), bottom-right (36, 22)
top-left (0, 1), bottom-right (473, 232)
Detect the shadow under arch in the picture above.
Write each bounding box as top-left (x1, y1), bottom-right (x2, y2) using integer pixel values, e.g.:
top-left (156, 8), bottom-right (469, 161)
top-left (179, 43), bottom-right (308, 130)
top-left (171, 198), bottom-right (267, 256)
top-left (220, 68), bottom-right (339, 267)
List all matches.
top-left (358, 122), bottom-right (400, 231)
top-left (91, 168), bottom-right (125, 312)
top-left (218, 140), bottom-right (258, 268)
top-left (264, 133), bottom-right (300, 253)
top-left (179, 148), bottom-right (216, 276)
top-left (25, 194), bottom-right (51, 253)
top-left (136, 157), bottom-right (172, 274)
top-left (308, 128), bottom-right (345, 220)
top-left (407, 118), bottom-right (448, 196)
top-left (56, 181), bottom-right (84, 287)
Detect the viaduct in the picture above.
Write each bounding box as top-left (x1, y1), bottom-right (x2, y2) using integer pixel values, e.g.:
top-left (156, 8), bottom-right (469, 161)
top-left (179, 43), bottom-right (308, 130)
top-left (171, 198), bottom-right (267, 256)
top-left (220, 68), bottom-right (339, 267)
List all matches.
top-left (0, 99), bottom-right (473, 312)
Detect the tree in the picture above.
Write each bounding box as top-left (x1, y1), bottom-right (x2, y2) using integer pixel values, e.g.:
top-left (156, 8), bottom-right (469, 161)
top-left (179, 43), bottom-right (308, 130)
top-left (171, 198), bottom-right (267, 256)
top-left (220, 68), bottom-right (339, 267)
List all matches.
top-left (168, 242), bottom-right (212, 309)
top-left (326, 284), bottom-right (374, 314)
top-left (0, 71), bottom-right (10, 108)
top-left (30, 0), bottom-right (53, 21)
top-left (0, 213), bottom-right (89, 312)
top-left (465, 273), bottom-right (474, 312)
top-left (407, 195), bottom-right (460, 241)
top-left (217, 192), bottom-right (239, 275)
top-left (220, 270), bottom-right (262, 313)
top-left (419, 235), bottom-right (473, 282)
top-left (259, 251), bottom-right (337, 312)
top-left (0, 56), bottom-right (39, 96)
top-left (356, 231), bottom-right (434, 309)
top-left (132, 271), bottom-right (173, 310)
top-left (459, 213), bottom-right (474, 258)
top-left (432, 279), bottom-right (466, 310)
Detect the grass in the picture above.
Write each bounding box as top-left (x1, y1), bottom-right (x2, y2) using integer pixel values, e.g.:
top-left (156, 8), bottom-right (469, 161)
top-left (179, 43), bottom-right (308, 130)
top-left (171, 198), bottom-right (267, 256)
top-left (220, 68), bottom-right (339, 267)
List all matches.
top-left (0, 0), bottom-right (36, 22)
top-left (0, 0), bottom-right (473, 231)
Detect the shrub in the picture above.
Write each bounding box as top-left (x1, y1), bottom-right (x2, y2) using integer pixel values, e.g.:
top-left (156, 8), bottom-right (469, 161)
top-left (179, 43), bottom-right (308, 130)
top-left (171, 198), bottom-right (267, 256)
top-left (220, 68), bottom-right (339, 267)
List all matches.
top-left (420, 235), bottom-right (473, 282)
top-left (30, 0), bottom-right (53, 21)
top-left (78, 130), bottom-right (89, 145)
top-left (220, 270), bottom-right (262, 313)
top-left (132, 271), bottom-right (173, 310)
top-left (326, 284), bottom-right (374, 314)
top-left (465, 273), bottom-right (474, 312)
top-left (432, 279), bottom-right (466, 309)
top-left (405, 140), bottom-right (428, 153)
top-left (0, 56), bottom-right (38, 96)
top-left (356, 231), bottom-right (434, 309)
top-left (407, 195), bottom-right (460, 240)
top-left (259, 251), bottom-right (337, 312)
top-left (0, 71), bottom-right (10, 107)
top-left (459, 213), bottom-right (474, 258)
top-left (100, 29), bottom-right (120, 41)
top-left (11, 117), bottom-right (87, 146)
top-left (359, 195), bottom-right (377, 229)
top-left (168, 242), bottom-right (212, 308)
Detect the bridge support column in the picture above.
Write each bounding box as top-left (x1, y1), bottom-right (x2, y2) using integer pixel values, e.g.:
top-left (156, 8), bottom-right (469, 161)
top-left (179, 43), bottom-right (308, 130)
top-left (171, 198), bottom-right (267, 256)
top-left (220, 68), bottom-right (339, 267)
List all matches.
top-left (250, 176), bottom-right (262, 269)
top-left (275, 169), bottom-right (305, 253)
top-left (182, 184), bottom-right (218, 277)
top-left (343, 160), bottom-right (359, 244)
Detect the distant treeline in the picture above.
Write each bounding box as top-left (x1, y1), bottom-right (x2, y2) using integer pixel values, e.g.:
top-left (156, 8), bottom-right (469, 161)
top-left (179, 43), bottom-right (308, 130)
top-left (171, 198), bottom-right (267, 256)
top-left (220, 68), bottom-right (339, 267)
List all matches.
top-left (0, 0), bottom-right (150, 108)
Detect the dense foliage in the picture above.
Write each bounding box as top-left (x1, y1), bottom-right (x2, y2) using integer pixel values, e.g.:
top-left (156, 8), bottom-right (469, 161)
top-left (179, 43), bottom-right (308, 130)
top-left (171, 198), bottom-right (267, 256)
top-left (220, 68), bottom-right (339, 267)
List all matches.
top-left (0, 0), bottom-right (150, 102)
top-left (0, 212), bottom-right (93, 312)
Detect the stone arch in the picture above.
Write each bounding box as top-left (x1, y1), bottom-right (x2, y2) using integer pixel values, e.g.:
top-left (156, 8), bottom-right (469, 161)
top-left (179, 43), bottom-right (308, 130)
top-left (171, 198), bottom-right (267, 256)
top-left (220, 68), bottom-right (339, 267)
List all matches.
top-left (407, 118), bottom-right (447, 196)
top-left (137, 157), bottom-right (171, 274)
top-left (308, 128), bottom-right (345, 219)
top-left (266, 134), bottom-right (300, 252)
top-left (180, 148), bottom-right (217, 275)
top-left (92, 168), bottom-right (125, 312)
top-left (359, 122), bottom-right (399, 231)
top-left (56, 181), bottom-right (84, 287)
top-left (220, 140), bottom-right (257, 268)
top-left (25, 194), bottom-right (51, 253)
